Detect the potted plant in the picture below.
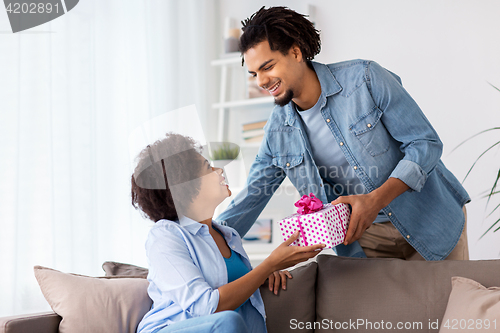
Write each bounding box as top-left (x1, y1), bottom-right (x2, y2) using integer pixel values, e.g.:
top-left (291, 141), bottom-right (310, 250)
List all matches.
top-left (454, 83), bottom-right (500, 238)
top-left (210, 142), bottom-right (242, 188)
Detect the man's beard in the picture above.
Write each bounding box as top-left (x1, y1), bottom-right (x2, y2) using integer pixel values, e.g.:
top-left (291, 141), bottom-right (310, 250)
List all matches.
top-left (274, 89), bottom-right (294, 107)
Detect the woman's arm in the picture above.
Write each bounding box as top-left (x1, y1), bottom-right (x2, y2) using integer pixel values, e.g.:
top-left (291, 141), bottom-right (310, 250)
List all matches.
top-left (216, 231), bottom-right (324, 312)
top-left (146, 227), bottom-right (222, 316)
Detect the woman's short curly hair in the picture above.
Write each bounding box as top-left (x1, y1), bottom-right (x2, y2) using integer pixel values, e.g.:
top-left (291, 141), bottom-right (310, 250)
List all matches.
top-left (239, 6), bottom-right (321, 64)
top-left (131, 132), bottom-right (204, 222)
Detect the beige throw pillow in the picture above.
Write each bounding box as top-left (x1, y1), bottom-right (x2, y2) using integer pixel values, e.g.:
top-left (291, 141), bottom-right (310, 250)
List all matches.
top-left (34, 266), bottom-right (152, 333)
top-left (439, 276), bottom-right (500, 332)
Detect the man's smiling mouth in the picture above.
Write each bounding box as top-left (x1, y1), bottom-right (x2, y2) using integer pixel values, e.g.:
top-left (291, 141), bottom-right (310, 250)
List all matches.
top-left (267, 80), bottom-right (281, 94)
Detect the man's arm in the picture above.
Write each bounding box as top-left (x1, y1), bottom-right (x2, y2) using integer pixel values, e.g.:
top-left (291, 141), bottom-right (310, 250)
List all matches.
top-left (367, 61), bottom-right (443, 192)
top-left (333, 61), bottom-right (442, 244)
top-left (332, 177), bottom-right (409, 245)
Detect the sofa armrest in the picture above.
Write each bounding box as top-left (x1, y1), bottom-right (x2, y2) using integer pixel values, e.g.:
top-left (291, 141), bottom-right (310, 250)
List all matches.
top-left (260, 261), bottom-right (317, 333)
top-left (0, 312), bottom-right (61, 333)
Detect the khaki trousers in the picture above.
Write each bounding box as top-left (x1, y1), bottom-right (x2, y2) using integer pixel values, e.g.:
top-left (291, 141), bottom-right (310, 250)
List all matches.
top-left (357, 206), bottom-right (469, 260)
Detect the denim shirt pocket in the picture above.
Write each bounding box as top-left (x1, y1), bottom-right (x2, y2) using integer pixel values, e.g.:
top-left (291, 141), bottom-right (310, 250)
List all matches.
top-left (271, 154), bottom-right (308, 193)
top-left (349, 106), bottom-right (391, 157)
top-left (271, 154), bottom-right (304, 170)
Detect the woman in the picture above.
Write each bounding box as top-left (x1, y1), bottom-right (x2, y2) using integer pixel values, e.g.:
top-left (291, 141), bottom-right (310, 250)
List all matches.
top-left (131, 133), bottom-right (324, 333)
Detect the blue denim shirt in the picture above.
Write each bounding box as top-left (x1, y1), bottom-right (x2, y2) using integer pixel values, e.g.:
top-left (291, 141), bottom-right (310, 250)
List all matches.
top-left (216, 60), bottom-right (470, 261)
top-left (137, 216), bottom-right (266, 333)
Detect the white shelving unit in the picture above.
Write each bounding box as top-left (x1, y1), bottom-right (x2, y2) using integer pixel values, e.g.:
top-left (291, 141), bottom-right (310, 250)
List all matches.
top-left (213, 96), bottom-right (274, 110)
top-left (211, 53), bottom-right (274, 142)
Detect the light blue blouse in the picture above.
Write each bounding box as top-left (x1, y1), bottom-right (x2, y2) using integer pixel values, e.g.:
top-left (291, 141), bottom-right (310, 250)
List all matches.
top-left (137, 216), bottom-right (267, 333)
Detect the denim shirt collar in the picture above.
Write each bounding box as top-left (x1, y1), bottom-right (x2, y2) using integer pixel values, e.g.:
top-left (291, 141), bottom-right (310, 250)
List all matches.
top-left (284, 61), bottom-right (343, 127)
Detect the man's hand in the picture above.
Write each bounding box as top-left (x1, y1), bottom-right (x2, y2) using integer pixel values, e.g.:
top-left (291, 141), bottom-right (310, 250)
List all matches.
top-left (331, 193), bottom-right (381, 245)
top-left (266, 270), bottom-right (292, 295)
top-left (331, 177), bottom-right (411, 245)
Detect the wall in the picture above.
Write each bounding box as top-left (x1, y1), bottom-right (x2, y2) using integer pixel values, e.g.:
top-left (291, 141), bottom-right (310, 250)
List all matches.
top-left (216, 0), bottom-right (500, 259)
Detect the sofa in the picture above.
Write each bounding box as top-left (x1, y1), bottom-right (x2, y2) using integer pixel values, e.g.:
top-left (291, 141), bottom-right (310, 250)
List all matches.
top-left (1, 255), bottom-right (500, 333)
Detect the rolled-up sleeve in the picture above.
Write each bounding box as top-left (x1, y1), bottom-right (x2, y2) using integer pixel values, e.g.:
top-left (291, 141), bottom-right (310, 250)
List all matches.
top-left (146, 228), bottom-right (219, 317)
top-left (366, 61), bottom-right (443, 192)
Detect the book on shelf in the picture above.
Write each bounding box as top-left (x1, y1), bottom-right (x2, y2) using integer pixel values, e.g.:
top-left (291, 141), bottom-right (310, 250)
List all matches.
top-left (242, 128), bottom-right (265, 139)
top-left (243, 134), bottom-right (264, 143)
top-left (242, 120), bottom-right (267, 131)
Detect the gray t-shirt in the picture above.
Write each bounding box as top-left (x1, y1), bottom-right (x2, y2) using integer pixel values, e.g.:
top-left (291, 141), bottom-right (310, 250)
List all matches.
top-left (295, 99), bottom-right (389, 223)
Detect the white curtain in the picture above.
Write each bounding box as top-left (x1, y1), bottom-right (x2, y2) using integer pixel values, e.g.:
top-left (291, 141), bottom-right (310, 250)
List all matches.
top-left (0, 0), bottom-right (219, 316)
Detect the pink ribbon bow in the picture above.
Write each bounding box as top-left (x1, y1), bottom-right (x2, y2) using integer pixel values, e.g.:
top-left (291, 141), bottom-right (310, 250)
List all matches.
top-left (294, 193), bottom-right (324, 246)
top-left (294, 193), bottom-right (324, 215)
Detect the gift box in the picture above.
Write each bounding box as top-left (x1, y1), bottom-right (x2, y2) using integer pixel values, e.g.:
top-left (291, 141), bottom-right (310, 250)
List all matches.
top-left (279, 193), bottom-right (350, 248)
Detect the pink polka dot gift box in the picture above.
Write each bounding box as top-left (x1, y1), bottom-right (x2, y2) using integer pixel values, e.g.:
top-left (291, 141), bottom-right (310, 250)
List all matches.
top-left (279, 193), bottom-right (351, 248)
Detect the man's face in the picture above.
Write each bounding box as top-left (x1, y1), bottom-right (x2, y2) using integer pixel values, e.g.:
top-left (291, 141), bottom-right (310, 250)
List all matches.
top-left (244, 40), bottom-right (303, 107)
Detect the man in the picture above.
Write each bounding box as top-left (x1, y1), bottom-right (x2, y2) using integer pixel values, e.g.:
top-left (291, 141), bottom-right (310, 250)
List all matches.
top-left (216, 6), bottom-right (470, 260)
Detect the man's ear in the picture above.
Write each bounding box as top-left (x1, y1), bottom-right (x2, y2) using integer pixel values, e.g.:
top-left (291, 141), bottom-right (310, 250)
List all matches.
top-left (289, 44), bottom-right (303, 62)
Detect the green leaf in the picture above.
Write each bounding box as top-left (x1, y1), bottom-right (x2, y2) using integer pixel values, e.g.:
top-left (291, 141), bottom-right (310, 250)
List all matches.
top-left (486, 202), bottom-right (500, 218)
top-left (481, 190), bottom-right (500, 199)
top-left (462, 141), bottom-right (500, 183)
top-left (485, 168), bottom-right (500, 209)
top-left (488, 82), bottom-right (500, 93)
top-left (449, 128), bottom-right (500, 155)
top-left (479, 217), bottom-right (500, 239)
top-left (210, 142), bottom-right (240, 160)
top-left (457, 82), bottom-right (500, 238)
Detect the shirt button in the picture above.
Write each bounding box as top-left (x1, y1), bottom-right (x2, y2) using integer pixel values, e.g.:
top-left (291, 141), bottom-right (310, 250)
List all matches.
top-left (339, 142), bottom-right (344, 146)
top-left (326, 119), bottom-right (331, 123)
top-left (388, 212), bottom-right (392, 216)
top-left (406, 235), bottom-right (410, 239)
top-left (232, 245), bottom-right (236, 249)
top-left (353, 166), bottom-right (358, 170)
top-left (286, 162), bottom-right (290, 167)
top-left (367, 123), bottom-right (372, 128)
top-left (320, 184), bottom-right (323, 187)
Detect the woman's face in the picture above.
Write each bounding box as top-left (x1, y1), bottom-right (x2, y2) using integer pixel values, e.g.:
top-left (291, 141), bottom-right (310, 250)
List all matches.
top-left (196, 154), bottom-right (231, 205)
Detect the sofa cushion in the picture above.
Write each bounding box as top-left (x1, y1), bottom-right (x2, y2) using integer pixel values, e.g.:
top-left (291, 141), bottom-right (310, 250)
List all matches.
top-left (34, 266), bottom-right (152, 333)
top-left (439, 276), bottom-right (500, 332)
top-left (101, 260), bottom-right (318, 332)
top-left (260, 261), bottom-right (317, 333)
top-left (316, 255), bottom-right (500, 332)
top-left (102, 261), bottom-right (149, 278)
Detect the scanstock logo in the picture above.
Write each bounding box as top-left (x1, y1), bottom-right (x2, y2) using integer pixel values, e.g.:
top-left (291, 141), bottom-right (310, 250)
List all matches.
top-left (3, 0), bottom-right (79, 33)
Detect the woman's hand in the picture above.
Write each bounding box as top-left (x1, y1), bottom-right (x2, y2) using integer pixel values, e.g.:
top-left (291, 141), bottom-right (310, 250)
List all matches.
top-left (217, 231), bottom-right (323, 312)
top-left (266, 270), bottom-right (292, 295)
top-left (264, 230), bottom-right (325, 272)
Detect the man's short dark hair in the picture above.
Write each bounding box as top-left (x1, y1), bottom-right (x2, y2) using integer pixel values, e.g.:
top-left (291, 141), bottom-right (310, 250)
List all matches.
top-left (239, 6), bottom-right (321, 63)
